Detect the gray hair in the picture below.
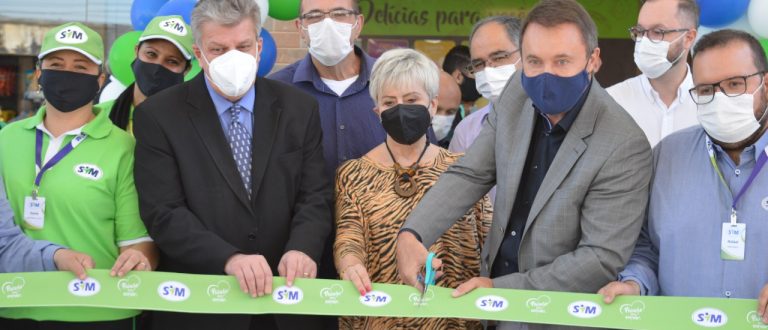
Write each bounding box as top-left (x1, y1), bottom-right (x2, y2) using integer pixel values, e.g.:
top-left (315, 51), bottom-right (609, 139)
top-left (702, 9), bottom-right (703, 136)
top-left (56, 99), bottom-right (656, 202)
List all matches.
top-left (191, 0), bottom-right (262, 43)
top-left (469, 16), bottom-right (522, 48)
top-left (369, 49), bottom-right (439, 102)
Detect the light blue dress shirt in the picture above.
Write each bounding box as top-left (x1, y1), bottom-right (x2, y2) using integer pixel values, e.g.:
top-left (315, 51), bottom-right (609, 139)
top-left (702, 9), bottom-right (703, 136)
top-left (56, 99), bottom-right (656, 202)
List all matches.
top-left (620, 126), bottom-right (768, 299)
top-left (204, 78), bottom-right (255, 137)
top-left (0, 174), bottom-right (60, 272)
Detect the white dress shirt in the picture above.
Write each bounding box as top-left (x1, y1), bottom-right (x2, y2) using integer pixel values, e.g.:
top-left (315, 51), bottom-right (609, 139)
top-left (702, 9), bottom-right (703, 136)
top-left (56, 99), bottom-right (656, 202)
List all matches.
top-left (607, 68), bottom-right (699, 147)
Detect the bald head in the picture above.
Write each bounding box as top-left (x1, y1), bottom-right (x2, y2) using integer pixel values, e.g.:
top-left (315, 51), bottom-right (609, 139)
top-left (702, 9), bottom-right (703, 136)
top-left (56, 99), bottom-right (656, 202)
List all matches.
top-left (437, 71), bottom-right (461, 116)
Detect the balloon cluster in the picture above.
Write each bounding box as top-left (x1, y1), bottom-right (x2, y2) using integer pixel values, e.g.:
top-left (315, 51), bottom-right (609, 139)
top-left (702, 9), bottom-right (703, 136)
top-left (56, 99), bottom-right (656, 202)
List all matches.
top-left (696, 0), bottom-right (768, 55)
top-left (113, 0), bottom-right (297, 86)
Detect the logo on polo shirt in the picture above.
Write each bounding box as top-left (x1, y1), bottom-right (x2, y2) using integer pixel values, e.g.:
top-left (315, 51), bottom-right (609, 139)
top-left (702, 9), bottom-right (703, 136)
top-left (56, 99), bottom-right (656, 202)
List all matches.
top-left (74, 164), bottom-right (103, 180)
top-left (762, 197), bottom-right (768, 211)
top-left (2, 277), bottom-right (25, 298)
top-left (56, 26), bottom-right (88, 44)
top-left (160, 18), bottom-right (188, 36)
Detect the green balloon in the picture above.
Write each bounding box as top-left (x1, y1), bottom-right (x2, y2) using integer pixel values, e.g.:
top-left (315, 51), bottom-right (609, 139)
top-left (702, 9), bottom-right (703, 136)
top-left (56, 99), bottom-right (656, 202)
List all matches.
top-left (761, 39), bottom-right (768, 58)
top-left (108, 31), bottom-right (141, 86)
top-left (268, 0), bottom-right (300, 20)
top-left (185, 59), bottom-right (201, 81)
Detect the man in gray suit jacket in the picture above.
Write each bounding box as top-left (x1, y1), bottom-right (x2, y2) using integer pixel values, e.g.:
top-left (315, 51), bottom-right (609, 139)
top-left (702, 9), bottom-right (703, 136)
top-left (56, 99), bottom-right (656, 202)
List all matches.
top-left (396, 1), bottom-right (652, 329)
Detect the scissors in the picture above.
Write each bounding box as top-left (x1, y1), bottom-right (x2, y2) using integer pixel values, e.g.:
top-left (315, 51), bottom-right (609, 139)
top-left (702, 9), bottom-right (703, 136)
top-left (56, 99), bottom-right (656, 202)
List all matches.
top-left (417, 252), bottom-right (436, 304)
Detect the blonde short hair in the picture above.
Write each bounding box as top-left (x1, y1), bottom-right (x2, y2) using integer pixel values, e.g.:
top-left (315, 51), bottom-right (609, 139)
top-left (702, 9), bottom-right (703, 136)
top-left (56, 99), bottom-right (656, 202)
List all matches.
top-left (369, 48), bottom-right (439, 102)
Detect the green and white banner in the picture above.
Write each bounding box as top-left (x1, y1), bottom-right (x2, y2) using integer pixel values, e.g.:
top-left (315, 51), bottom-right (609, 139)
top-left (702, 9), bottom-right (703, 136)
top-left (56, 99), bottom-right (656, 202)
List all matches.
top-left (0, 270), bottom-right (763, 329)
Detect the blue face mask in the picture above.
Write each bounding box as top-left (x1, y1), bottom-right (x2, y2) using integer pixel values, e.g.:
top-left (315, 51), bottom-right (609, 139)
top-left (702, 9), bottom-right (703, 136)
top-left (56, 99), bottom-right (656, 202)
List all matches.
top-left (521, 67), bottom-right (591, 115)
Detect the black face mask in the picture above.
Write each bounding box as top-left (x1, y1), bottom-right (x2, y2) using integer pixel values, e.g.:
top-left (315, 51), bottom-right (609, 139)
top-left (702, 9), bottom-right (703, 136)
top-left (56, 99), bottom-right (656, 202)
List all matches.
top-left (381, 104), bottom-right (432, 145)
top-left (459, 74), bottom-right (481, 102)
top-left (132, 59), bottom-right (185, 97)
top-left (39, 69), bottom-right (100, 113)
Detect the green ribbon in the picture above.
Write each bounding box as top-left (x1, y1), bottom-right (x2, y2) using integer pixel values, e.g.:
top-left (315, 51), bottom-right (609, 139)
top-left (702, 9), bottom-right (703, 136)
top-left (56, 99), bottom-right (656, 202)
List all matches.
top-left (0, 270), bottom-right (763, 329)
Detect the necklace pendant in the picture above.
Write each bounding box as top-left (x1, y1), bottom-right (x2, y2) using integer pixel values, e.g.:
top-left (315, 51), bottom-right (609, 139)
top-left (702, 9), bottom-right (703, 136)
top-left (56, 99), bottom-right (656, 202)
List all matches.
top-left (394, 175), bottom-right (418, 198)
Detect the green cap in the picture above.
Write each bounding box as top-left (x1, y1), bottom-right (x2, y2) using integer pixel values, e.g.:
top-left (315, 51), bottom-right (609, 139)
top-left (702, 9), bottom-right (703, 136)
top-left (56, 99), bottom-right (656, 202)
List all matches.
top-left (139, 15), bottom-right (194, 60)
top-left (39, 22), bottom-right (104, 65)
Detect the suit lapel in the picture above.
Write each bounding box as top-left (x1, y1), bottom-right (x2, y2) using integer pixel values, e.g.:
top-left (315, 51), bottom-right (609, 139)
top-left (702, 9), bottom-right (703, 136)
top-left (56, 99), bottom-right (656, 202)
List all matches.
top-left (523, 80), bottom-right (601, 233)
top-left (185, 75), bottom-right (254, 212)
top-left (249, 78), bottom-right (281, 199)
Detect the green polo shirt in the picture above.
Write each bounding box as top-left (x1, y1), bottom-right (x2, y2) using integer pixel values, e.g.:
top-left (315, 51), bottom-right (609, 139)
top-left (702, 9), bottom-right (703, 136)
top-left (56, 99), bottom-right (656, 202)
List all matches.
top-left (0, 104), bottom-right (147, 322)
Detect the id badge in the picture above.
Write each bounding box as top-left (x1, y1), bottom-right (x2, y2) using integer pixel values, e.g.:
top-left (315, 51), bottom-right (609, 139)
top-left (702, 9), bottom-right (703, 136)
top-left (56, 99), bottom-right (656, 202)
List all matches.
top-left (721, 222), bottom-right (746, 261)
top-left (23, 196), bottom-right (45, 230)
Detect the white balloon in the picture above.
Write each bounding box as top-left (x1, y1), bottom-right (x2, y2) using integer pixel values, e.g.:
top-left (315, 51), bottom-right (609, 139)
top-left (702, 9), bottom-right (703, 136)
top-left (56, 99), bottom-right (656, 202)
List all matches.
top-left (725, 14), bottom-right (756, 35)
top-left (99, 76), bottom-right (127, 104)
top-left (255, 0), bottom-right (269, 25)
top-left (748, 0), bottom-right (768, 38)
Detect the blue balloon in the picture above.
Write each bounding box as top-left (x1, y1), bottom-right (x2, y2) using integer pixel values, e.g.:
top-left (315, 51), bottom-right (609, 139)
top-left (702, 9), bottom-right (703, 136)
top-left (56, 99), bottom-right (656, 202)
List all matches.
top-left (155, 0), bottom-right (197, 25)
top-left (258, 29), bottom-right (277, 77)
top-left (131, 0), bottom-right (167, 30)
top-left (698, 0), bottom-right (750, 28)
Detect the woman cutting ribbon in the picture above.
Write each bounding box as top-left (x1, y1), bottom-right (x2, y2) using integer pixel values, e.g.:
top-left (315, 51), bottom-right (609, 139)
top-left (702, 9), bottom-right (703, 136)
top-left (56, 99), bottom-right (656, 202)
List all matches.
top-left (333, 48), bottom-right (492, 329)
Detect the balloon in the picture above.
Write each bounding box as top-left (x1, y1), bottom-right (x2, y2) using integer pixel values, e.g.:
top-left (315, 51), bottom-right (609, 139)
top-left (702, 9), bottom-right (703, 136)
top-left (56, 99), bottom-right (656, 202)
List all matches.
top-left (748, 0), bottom-right (768, 38)
top-left (724, 15), bottom-right (756, 36)
top-left (268, 0), bottom-right (300, 21)
top-left (130, 0), bottom-right (167, 30)
top-left (108, 31), bottom-right (142, 86)
top-left (255, 0), bottom-right (270, 25)
top-left (761, 39), bottom-right (768, 57)
top-left (698, 0), bottom-right (750, 28)
top-left (99, 76), bottom-right (128, 104)
top-left (185, 59), bottom-right (202, 81)
top-left (258, 29), bottom-right (277, 77)
top-left (155, 0), bottom-right (197, 25)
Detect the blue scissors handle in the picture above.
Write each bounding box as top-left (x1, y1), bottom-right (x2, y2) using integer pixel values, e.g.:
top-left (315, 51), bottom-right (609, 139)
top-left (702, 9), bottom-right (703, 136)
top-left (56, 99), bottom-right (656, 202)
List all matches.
top-left (423, 252), bottom-right (436, 286)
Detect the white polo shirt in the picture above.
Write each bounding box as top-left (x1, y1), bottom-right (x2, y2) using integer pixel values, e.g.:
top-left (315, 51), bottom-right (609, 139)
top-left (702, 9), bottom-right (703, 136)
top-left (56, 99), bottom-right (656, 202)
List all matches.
top-left (607, 68), bottom-right (699, 147)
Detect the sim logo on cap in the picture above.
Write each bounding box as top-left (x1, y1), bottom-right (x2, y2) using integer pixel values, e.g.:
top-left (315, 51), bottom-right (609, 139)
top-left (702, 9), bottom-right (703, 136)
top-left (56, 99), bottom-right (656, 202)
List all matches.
top-left (160, 18), bottom-right (188, 36)
top-left (56, 26), bottom-right (88, 44)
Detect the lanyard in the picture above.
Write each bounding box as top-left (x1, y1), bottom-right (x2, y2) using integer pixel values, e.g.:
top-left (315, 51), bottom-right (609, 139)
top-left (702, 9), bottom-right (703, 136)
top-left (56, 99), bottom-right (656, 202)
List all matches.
top-left (33, 129), bottom-right (87, 198)
top-left (705, 136), bottom-right (768, 223)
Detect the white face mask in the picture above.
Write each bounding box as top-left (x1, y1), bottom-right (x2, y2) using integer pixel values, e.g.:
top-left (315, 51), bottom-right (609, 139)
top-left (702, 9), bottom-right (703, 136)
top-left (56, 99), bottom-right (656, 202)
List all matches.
top-left (200, 48), bottom-right (258, 98)
top-left (432, 114), bottom-right (454, 140)
top-left (697, 85), bottom-right (764, 143)
top-left (633, 34), bottom-right (686, 79)
top-left (307, 18), bottom-right (355, 66)
top-left (475, 62), bottom-right (518, 104)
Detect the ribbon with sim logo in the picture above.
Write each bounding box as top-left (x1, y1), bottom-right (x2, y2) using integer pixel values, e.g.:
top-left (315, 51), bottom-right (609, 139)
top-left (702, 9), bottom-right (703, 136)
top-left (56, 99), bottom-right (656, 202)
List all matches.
top-left (0, 270), bottom-right (761, 329)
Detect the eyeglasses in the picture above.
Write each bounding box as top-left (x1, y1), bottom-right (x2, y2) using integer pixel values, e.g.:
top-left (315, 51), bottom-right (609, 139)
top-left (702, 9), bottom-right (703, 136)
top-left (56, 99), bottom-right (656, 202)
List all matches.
top-left (629, 26), bottom-right (689, 43)
top-left (465, 50), bottom-right (519, 74)
top-left (688, 72), bottom-right (766, 105)
top-left (300, 9), bottom-right (359, 27)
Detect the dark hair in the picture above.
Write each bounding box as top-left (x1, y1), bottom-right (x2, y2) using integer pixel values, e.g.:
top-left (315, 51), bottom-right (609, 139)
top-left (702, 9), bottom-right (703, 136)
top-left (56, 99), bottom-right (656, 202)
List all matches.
top-left (520, 0), bottom-right (598, 56)
top-left (299, 0), bottom-right (360, 15)
top-left (442, 45), bottom-right (471, 74)
top-left (693, 29), bottom-right (768, 72)
top-left (641, 0), bottom-right (700, 28)
top-left (469, 16), bottom-right (522, 48)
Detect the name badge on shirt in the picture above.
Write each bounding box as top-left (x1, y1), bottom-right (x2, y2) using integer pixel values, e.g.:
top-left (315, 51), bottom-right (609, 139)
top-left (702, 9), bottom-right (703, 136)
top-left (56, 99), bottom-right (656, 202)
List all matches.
top-left (721, 222), bottom-right (746, 261)
top-left (23, 196), bottom-right (45, 230)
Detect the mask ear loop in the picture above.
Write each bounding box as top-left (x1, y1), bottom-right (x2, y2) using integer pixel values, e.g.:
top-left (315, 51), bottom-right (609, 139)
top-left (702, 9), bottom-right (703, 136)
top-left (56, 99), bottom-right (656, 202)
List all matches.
top-left (667, 31), bottom-right (689, 66)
